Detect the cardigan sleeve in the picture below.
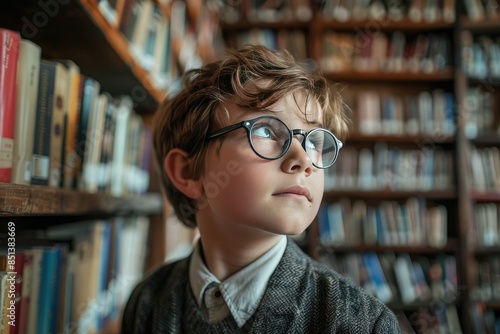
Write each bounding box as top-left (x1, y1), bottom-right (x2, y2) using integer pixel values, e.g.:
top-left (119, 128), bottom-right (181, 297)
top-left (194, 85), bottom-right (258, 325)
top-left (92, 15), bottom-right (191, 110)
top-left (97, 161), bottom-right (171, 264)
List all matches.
top-left (372, 307), bottom-right (402, 333)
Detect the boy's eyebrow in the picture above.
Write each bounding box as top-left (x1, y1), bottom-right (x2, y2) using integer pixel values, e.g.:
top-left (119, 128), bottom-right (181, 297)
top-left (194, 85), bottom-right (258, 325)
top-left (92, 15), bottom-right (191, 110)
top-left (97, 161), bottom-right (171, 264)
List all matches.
top-left (306, 119), bottom-right (323, 127)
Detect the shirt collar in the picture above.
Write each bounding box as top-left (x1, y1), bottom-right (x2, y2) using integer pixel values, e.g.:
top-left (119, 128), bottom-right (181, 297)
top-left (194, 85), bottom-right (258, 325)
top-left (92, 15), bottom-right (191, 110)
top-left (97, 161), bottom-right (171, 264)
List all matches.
top-left (189, 235), bottom-right (287, 327)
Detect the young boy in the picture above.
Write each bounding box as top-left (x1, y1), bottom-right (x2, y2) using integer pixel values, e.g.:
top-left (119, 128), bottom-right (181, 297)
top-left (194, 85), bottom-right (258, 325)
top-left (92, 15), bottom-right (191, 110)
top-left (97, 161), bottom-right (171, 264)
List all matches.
top-left (121, 45), bottom-right (401, 333)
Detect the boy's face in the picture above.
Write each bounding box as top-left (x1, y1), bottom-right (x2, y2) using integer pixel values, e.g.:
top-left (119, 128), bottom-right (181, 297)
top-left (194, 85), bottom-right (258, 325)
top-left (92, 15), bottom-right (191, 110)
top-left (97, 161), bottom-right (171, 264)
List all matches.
top-left (197, 91), bottom-right (325, 237)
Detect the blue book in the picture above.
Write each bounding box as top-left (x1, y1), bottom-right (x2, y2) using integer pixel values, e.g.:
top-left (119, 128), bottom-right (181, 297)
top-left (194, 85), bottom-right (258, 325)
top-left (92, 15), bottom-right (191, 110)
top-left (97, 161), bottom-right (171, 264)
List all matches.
top-left (317, 205), bottom-right (332, 246)
top-left (97, 222), bottom-right (112, 329)
top-left (363, 252), bottom-right (393, 303)
top-left (37, 247), bottom-right (61, 334)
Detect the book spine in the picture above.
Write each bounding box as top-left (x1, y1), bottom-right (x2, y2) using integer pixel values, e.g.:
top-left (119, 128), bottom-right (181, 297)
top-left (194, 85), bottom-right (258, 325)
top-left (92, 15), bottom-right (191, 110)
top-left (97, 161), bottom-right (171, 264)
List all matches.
top-left (31, 61), bottom-right (56, 186)
top-left (0, 29), bottom-right (20, 182)
top-left (48, 62), bottom-right (68, 187)
top-left (12, 39), bottom-right (41, 185)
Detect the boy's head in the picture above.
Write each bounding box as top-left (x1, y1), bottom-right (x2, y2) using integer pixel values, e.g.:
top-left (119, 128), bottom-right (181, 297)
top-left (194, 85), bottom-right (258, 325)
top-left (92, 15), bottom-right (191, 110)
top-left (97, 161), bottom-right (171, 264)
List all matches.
top-left (153, 45), bottom-right (349, 229)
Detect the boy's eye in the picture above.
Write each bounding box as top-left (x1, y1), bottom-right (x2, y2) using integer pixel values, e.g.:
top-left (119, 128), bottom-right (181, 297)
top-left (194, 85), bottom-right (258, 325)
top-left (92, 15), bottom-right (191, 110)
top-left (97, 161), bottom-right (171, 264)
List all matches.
top-left (306, 136), bottom-right (324, 151)
top-left (252, 124), bottom-right (279, 140)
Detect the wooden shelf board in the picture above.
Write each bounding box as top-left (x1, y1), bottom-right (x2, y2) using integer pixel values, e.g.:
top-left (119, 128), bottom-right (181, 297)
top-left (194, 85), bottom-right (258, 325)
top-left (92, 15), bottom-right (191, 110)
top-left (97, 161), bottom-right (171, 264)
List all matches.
top-left (461, 16), bottom-right (500, 32)
top-left (467, 77), bottom-right (500, 87)
top-left (324, 70), bottom-right (455, 82)
top-left (474, 247), bottom-right (500, 256)
top-left (321, 18), bottom-right (455, 32)
top-left (220, 20), bottom-right (310, 30)
top-left (470, 191), bottom-right (500, 202)
top-left (0, 182), bottom-right (163, 218)
top-left (347, 133), bottom-right (455, 145)
top-left (0, 0), bottom-right (163, 111)
top-left (323, 189), bottom-right (457, 200)
top-left (469, 132), bottom-right (500, 145)
top-left (320, 240), bottom-right (459, 254)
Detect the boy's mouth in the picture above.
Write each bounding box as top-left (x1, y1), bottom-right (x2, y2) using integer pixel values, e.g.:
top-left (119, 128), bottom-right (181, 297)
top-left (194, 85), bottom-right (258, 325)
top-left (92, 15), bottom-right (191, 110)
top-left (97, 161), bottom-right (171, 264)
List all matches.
top-left (273, 186), bottom-right (312, 202)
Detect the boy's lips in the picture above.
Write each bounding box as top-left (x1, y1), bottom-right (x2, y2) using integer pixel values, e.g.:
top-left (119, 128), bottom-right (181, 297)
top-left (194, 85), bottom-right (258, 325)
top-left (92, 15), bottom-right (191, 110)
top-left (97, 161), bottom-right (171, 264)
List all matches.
top-left (273, 186), bottom-right (312, 201)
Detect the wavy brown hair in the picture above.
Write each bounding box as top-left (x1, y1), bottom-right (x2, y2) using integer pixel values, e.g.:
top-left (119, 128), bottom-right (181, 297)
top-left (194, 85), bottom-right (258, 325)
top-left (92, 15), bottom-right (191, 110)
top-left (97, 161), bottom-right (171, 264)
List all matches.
top-left (153, 45), bottom-right (350, 227)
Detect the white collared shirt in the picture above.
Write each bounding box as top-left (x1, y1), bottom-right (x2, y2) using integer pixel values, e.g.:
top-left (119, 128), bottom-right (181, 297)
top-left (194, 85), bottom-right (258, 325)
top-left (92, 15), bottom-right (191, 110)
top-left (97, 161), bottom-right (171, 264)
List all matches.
top-left (188, 235), bottom-right (287, 327)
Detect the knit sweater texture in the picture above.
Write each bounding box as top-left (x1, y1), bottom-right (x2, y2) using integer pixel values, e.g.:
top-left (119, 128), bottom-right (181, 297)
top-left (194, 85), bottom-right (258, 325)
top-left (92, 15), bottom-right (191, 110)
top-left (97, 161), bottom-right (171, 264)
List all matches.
top-left (121, 238), bottom-right (401, 333)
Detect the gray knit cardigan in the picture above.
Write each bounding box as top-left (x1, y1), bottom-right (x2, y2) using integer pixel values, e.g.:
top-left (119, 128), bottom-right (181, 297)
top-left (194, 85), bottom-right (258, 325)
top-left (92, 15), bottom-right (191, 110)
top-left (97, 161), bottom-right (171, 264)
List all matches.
top-left (121, 238), bottom-right (401, 333)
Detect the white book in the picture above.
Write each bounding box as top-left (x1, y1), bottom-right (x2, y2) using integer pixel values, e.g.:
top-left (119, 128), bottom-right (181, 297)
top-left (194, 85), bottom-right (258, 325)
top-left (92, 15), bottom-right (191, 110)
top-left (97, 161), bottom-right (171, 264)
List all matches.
top-left (27, 249), bottom-right (43, 334)
top-left (358, 148), bottom-right (374, 189)
top-left (327, 203), bottom-right (346, 245)
top-left (82, 93), bottom-right (109, 192)
top-left (12, 39), bottom-right (41, 184)
top-left (111, 96), bottom-right (133, 196)
top-left (394, 255), bottom-right (417, 304)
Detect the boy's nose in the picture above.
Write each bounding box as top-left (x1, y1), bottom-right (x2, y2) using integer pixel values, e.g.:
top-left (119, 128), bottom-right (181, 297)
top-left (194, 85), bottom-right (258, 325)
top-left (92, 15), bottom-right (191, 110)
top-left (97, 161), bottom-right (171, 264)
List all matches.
top-left (281, 138), bottom-right (313, 175)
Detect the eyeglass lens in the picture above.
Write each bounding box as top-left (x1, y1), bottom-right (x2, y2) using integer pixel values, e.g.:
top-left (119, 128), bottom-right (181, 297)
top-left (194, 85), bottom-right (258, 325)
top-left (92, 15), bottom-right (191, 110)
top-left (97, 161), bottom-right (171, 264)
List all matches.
top-left (248, 117), bottom-right (338, 168)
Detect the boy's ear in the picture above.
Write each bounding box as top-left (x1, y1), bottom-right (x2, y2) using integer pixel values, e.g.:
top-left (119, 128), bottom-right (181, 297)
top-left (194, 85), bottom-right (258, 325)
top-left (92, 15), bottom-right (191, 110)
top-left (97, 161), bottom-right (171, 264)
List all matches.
top-left (164, 148), bottom-right (202, 199)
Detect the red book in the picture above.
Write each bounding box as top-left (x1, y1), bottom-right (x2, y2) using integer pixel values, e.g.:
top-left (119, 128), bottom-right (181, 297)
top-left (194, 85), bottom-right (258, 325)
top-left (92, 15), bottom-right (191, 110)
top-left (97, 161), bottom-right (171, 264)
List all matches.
top-left (0, 28), bottom-right (20, 182)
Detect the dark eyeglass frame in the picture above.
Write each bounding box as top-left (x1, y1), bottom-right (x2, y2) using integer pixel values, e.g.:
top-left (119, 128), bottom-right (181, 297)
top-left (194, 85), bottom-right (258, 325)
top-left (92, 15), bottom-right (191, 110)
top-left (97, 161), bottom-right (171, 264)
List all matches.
top-left (206, 115), bottom-right (343, 169)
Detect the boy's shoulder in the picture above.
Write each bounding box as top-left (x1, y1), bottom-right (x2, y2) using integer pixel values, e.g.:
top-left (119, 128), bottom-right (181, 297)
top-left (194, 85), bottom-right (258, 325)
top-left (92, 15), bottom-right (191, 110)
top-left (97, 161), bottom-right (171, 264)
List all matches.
top-left (283, 239), bottom-right (380, 302)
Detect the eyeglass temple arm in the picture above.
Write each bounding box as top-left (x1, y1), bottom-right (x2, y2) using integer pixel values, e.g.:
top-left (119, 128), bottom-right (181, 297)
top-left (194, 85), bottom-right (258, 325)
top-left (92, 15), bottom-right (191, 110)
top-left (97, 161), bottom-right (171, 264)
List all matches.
top-left (207, 122), bottom-right (246, 140)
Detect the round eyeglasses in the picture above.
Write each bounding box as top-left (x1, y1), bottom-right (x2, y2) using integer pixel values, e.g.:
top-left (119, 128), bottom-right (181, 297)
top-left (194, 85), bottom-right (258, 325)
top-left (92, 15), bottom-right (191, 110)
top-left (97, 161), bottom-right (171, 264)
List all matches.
top-left (206, 115), bottom-right (343, 169)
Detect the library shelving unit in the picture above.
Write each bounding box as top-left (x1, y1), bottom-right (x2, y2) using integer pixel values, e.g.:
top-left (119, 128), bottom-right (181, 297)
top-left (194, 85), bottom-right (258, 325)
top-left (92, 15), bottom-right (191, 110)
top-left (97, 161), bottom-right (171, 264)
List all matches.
top-left (0, 0), bottom-right (221, 332)
top-left (456, 13), bottom-right (500, 334)
top-left (219, 0), bottom-right (498, 332)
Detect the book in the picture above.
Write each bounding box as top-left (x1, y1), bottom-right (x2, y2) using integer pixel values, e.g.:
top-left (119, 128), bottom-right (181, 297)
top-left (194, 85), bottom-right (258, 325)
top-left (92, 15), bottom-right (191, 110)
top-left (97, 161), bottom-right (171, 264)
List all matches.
top-left (0, 28), bottom-right (20, 182)
top-left (75, 77), bottom-right (100, 189)
top-left (31, 60), bottom-right (56, 186)
top-left (12, 39), bottom-right (41, 185)
top-left (58, 60), bottom-right (82, 189)
top-left (48, 61), bottom-right (69, 187)
top-left (363, 252), bottom-right (393, 303)
top-left (111, 96), bottom-right (132, 196)
top-left (26, 248), bottom-right (43, 334)
top-left (81, 93), bottom-right (109, 192)
top-left (36, 247), bottom-right (62, 333)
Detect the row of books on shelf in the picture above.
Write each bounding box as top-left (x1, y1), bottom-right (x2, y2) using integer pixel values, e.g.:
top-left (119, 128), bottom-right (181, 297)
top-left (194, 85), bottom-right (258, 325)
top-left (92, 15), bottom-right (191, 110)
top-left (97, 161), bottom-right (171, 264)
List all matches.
top-left (318, 197), bottom-right (448, 248)
top-left (468, 146), bottom-right (500, 193)
top-left (325, 143), bottom-right (454, 191)
top-left (469, 303), bottom-right (500, 334)
top-left (318, 251), bottom-right (458, 307)
top-left (99, 0), bottom-right (176, 89)
top-left (0, 217), bottom-right (149, 334)
top-left (322, 0), bottom-right (456, 23)
top-left (470, 257), bottom-right (500, 302)
top-left (463, 0), bottom-right (500, 21)
top-left (220, 0), bottom-right (312, 23)
top-left (0, 28), bottom-right (152, 195)
top-left (473, 204), bottom-right (500, 248)
top-left (343, 89), bottom-right (456, 136)
top-left (98, 0), bottom-right (224, 90)
top-left (230, 29), bottom-right (308, 61)
top-left (102, 0), bottom-right (222, 90)
top-left (464, 86), bottom-right (497, 139)
top-left (461, 32), bottom-right (500, 81)
top-left (320, 32), bottom-right (451, 74)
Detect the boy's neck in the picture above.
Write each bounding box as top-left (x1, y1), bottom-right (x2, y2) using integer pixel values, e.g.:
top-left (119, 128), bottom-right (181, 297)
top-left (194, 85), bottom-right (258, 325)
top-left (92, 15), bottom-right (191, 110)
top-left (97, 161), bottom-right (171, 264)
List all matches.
top-left (197, 227), bottom-right (283, 281)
